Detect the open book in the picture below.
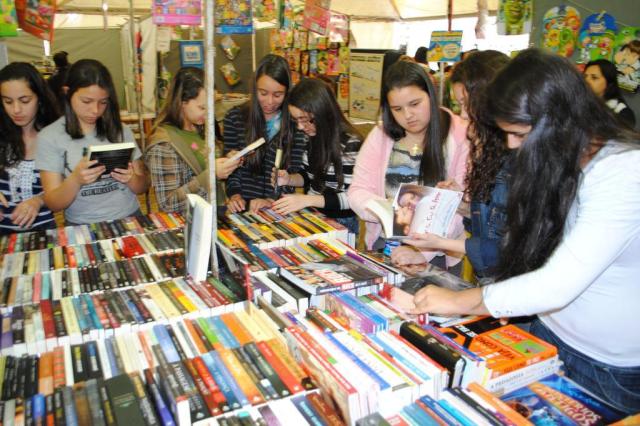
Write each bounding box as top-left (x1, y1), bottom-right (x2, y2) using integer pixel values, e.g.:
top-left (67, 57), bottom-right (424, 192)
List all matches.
top-left (365, 183), bottom-right (463, 239)
top-left (87, 142), bottom-right (136, 176)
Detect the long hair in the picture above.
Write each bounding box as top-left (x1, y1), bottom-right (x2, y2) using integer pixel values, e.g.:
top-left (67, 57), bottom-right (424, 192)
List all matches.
top-left (450, 50), bottom-right (511, 202)
top-left (0, 62), bottom-right (59, 170)
top-left (242, 54), bottom-right (292, 173)
top-left (153, 67), bottom-right (204, 138)
top-left (64, 59), bottom-right (123, 143)
top-left (584, 59), bottom-right (623, 101)
top-left (288, 78), bottom-right (360, 191)
top-left (490, 49), bottom-right (636, 280)
top-left (380, 60), bottom-right (443, 186)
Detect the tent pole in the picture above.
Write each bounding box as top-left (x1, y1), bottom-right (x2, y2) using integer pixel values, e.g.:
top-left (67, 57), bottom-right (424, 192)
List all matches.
top-left (205, 0), bottom-right (219, 275)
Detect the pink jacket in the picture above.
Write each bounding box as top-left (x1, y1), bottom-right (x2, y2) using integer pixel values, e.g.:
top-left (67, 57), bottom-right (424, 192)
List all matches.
top-left (348, 109), bottom-right (470, 266)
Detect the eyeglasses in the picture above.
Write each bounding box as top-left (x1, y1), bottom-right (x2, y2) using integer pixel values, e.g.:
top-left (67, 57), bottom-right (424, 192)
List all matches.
top-left (291, 115), bottom-right (315, 126)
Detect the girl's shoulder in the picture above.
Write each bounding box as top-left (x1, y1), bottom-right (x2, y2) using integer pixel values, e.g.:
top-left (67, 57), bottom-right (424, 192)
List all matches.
top-left (38, 116), bottom-right (66, 139)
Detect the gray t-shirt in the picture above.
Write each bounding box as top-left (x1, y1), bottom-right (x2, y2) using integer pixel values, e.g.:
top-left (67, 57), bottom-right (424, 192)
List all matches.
top-left (35, 117), bottom-right (141, 224)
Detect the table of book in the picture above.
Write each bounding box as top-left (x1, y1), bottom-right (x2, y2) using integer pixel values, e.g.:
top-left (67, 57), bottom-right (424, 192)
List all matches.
top-left (0, 209), bottom-right (635, 426)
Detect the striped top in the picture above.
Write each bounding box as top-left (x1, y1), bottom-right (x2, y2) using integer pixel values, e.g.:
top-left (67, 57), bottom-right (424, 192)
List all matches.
top-left (223, 106), bottom-right (307, 201)
top-left (0, 160), bottom-right (55, 234)
top-left (302, 132), bottom-right (361, 217)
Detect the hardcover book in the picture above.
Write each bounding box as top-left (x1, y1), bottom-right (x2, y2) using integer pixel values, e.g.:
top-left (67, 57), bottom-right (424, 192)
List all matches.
top-left (87, 142), bottom-right (136, 176)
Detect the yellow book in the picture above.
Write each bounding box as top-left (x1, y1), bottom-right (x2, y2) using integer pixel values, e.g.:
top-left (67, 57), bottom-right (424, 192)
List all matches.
top-left (165, 281), bottom-right (197, 313)
top-left (292, 215), bottom-right (323, 235)
top-left (60, 296), bottom-right (81, 337)
top-left (218, 348), bottom-right (265, 405)
top-left (144, 284), bottom-right (181, 318)
top-left (284, 221), bottom-right (311, 237)
top-left (233, 309), bottom-right (270, 342)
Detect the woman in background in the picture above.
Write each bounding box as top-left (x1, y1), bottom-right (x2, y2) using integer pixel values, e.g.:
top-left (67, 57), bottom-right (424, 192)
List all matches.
top-left (36, 59), bottom-right (149, 225)
top-left (272, 78), bottom-right (362, 234)
top-left (145, 67), bottom-right (241, 212)
top-left (224, 54), bottom-right (306, 213)
top-left (0, 62), bottom-right (58, 234)
top-left (583, 59), bottom-right (635, 128)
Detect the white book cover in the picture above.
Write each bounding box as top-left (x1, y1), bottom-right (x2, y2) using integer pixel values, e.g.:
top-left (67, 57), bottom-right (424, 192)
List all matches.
top-left (185, 194), bottom-right (213, 283)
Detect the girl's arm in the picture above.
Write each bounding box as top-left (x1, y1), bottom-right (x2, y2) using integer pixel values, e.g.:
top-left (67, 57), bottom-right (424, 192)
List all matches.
top-left (112, 159), bottom-right (149, 194)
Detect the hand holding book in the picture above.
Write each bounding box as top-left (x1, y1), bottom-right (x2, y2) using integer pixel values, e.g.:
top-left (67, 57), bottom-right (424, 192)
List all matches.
top-left (72, 155), bottom-right (105, 186)
top-left (110, 162), bottom-right (134, 184)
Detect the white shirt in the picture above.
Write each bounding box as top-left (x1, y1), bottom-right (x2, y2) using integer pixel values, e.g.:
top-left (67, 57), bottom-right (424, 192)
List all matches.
top-left (483, 142), bottom-right (640, 367)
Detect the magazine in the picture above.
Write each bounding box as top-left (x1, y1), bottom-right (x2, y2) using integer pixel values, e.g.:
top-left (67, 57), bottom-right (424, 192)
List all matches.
top-left (365, 183), bottom-right (462, 239)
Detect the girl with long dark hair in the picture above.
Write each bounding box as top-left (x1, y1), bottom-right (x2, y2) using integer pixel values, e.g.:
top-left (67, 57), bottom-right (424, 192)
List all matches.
top-left (410, 49), bottom-right (640, 414)
top-left (583, 59), bottom-right (635, 128)
top-left (224, 54), bottom-right (306, 213)
top-left (271, 78), bottom-right (362, 234)
top-left (0, 62), bottom-right (58, 234)
top-left (36, 59), bottom-right (149, 225)
top-left (348, 60), bottom-right (469, 271)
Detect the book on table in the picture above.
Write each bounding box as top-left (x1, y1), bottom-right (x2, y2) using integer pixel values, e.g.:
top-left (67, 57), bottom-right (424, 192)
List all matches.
top-left (87, 142), bottom-right (136, 176)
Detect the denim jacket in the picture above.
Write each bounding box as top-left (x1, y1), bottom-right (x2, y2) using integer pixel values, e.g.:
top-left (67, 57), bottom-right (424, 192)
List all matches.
top-left (464, 155), bottom-right (512, 278)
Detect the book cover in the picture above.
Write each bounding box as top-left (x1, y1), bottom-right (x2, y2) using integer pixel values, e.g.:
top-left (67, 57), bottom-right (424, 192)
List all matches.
top-left (184, 194), bottom-right (212, 283)
top-left (105, 373), bottom-right (147, 426)
top-left (87, 142), bottom-right (136, 176)
top-left (365, 184), bottom-right (462, 239)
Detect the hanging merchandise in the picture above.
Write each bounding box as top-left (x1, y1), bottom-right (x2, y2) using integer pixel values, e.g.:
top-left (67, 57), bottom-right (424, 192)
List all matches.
top-left (303, 0), bottom-right (331, 36)
top-left (253, 0), bottom-right (276, 22)
top-left (578, 12), bottom-right (617, 62)
top-left (220, 35), bottom-right (240, 60)
top-left (541, 6), bottom-right (581, 58)
top-left (156, 26), bottom-right (172, 53)
top-left (180, 40), bottom-right (204, 68)
top-left (307, 31), bottom-right (327, 50)
top-left (428, 31), bottom-right (464, 62)
top-left (215, 0), bottom-right (252, 34)
top-left (293, 28), bottom-right (308, 50)
top-left (0, 0), bottom-right (17, 37)
top-left (14, 0), bottom-right (55, 41)
top-left (613, 27), bottom-right (640, 93)
top-left (497, 0), bottom-right (532, 35)
top-left (328, 12), bottom-right (349, 44)
top-left (152, 0), bottom-right (201, 25)
top-left (220, 62), bottom-right (241, 86)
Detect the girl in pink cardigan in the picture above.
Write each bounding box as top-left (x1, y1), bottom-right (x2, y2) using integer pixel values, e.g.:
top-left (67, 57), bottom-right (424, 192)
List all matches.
top-left (347, 60), bottom-right (469, 270)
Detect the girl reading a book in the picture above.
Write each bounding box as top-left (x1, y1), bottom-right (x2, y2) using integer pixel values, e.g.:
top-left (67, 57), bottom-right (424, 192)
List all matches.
top-left (408, 49), bottom-right (640, 414)
top-left (347, 60), bottom-right (469, 272)
top-left (271, 78), bottom-right (362, 235)
top-left (36, 59), bottom-right (149, 225)
top-left (145, 67), bottom-right (241, 212)
top-left (0, 62), bottom-right (58, 235)
top-left (224, 54), bottom-right (306, 213)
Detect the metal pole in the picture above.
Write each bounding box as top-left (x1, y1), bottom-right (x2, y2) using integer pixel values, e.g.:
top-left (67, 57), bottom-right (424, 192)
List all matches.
top-left (205, 0), bottom-right (219, 275)
top-left (128, 3), bottom-right (146, 151)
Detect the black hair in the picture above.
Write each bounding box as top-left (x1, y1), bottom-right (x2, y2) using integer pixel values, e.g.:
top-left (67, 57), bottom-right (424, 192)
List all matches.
top-left (414, 47), bottom-right (428, 64)
top-left (380, 60), bottom-right (444, 186)
top-left (63, 59), bottom-right (123, 143)
top-left (53, 51), bottom-right (69, 69)
top-left (584, 59), bottom-right (623, 101)
top-left (242, 54), bottom-right (293, 173)
top-left (154, 67), bottom-right (204, 138)
top-left (288, 78), bottom-right (361, 191)
top-left (0, 62), bottom-right (59, 170)
top-left (450, 50), bottom-right (511, 202)
top-left (488, 49), bottom-right (637, 280)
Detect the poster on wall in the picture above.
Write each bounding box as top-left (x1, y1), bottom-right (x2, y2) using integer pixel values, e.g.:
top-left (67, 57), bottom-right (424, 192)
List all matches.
top-left (427, 31), bottom-right (463, 62)
top-left (578, 12), bottom-right (617, 63)
top-left (15, 0), bottom-right (55, 41)
top-left (0, 0), bottom-right (18, 37)
top-left (253, 0), bottom-right (276, 22)
top-left (613, 27), bottom-right (640, 92)
top-left (215, 0), bottom-right (252, 34)
top-left (349, 49), bottom-right (385, 121)
top-left (497, 0), bottom-right (532, 35)
top-left (152, 0), bottom-right (201, 25)
top-left (541, 6), bottom-right (581, 58)
top-left (303, 0), bottom-right (331, 36)
top-left (180, 40), bottom-right (204, 68)
top-left (328, 12), bottom-right (349, 44)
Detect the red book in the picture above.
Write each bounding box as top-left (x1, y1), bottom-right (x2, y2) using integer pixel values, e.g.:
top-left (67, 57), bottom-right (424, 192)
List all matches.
top-left (39, 300), bottom-right (57, 340)
top-left (38, 351), bottom-right (55, 396)
top-left (56, 227), bottom-right (68, 248)
top-left (90, 295), bottom-right (111, 331)
top-left (121, 235), bottom-right (145, 258)
top-left (191, 356), bottom-right (228, 412)
top-left (52, 346), bottom-right (66, 389)
top-left (182, 358), bottom-right (221, 416)
top-left (84, 243), bottom-right (96, 265)
top-left (32, 272), bottom-right (42, 304)
top-left (7, 233), bottom-right (17, 253)
top-left (256, 340), bottom-right (303, 395)
top-left (64, 246), bottom-right (77, 269)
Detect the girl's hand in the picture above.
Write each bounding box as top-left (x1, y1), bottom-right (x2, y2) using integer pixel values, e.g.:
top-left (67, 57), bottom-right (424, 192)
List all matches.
top-left (272, 194), bottom-right (310, 215)
top-left (390, 245), bottom-right (426, 266)
top-left (249, 198), bottom-right (274, 213)
top-left (404, 232), bottom-right (445, 250)
top-left (0, 193), bottom-right (8, 220)
top-left (72, 158), bottom-right (105, 185)
top-left (227, 194), bottom-right (246, 213)
top-left (409, 285), bottom-right (459, 315)
top-left (111, 162), bottom-right (134, 184)
top-left (436, 179), bottom-right (463, 192)
top-left (274, 169), bottom-right (291, 187)
top-left (216, 151), bottom-right (241, 179)
top-left (10, 196), bottom-right (43, 228)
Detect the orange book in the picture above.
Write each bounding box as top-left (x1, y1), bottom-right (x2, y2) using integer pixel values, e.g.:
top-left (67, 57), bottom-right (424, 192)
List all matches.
top-left (257, 340), bottom-right (304, 394)
top-left (52, 346), bottom-right (66, 389)
top-left (183, 319), bottom-right (209, 355)
top-left (38, 351), bottom-right (54, 396)
top-left (306, 392), bottom-right (347, 426)
top-left (165, 281), bottom-right (197, 313)
top-left (266, 338), bottom-right (313, 389)
top-left (192, 356), bottom-right (229, 412)
top-left (182, 358), bottom-right (221, 416)
top-left (137, 331), bottom-right (156, 369)
top-left (467, 382), bottom-right (533, 426)
top-left (220, 313), bottom-right (253, 346)
top-left (64, 246), bottom-right (77, 269)
top-left (217, 347), bottom-right (265, 405)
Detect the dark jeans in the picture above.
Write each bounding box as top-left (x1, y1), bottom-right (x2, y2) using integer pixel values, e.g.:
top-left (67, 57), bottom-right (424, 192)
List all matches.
top-left (530, 319), bottom-right (640, 415)
top-left (334, 215), bottom-right (360, 237)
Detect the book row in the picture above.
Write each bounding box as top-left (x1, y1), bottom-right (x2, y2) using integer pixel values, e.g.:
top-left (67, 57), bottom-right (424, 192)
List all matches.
top-left (0, 228), bottom-right (184, 279)
top-left (0, 252), bottom-right (187, 309)
top-left (0, 276), bottom-right (250, 356)
top-left (0, 212), bottom-right (184, 255)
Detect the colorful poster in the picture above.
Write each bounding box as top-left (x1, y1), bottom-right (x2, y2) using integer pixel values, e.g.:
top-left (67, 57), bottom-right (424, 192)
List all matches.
top-left (180, 40), bottom-right (204, 68)
top-left (349, 50), bottom-right (385, 120)
top-left (253, 0), bottom-right (276, 22)
top-left (497, 0), bottom-right (532, 35)
top-left (0, 0), bottom-right (18, 37)
top-left (328, 12), bottom-right (349, 44)
top-left (541, 6), bottom-right (581, 58)
top-left (152, 0), bottom-right (201, 26)
top-left (303, 0), bottom-right (331, 36)
top-left (428, 31), bottom-right (463, 62)
top-left (578, 12), bottom-right (617, 62)
top-left (215, 0), bottom-right (252, 34)
top-left (613, 27), bottom-right (640, 92)
top-left (15, 0), bottom-right (55, 41)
